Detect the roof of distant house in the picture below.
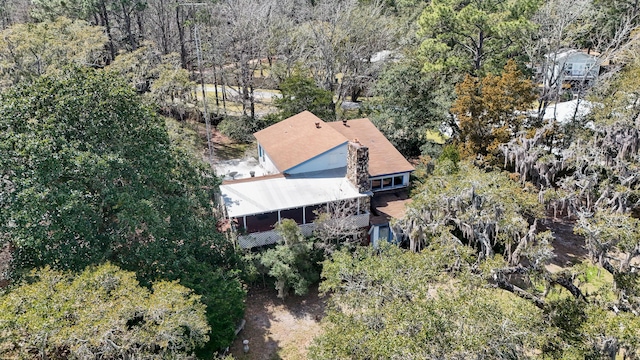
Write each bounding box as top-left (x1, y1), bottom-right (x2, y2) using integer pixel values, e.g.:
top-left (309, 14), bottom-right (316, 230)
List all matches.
top-left (254, 112), bottom-right (414, 177)
top-left (548, 49), bottom-right (601, 62)
top-left (327, 118), bottom-right (414, 177)
top-left (254, 111), bottom-right (347, 172)
top-left (543, 99), bottom-right (594, 124)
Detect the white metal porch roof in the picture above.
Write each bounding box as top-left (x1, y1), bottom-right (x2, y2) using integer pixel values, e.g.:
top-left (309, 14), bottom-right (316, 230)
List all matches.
top-left (220, 174), bottom-right (368, 218)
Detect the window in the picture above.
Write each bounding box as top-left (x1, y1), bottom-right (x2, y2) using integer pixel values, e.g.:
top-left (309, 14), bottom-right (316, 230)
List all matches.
top-left (564, 63), bottom-right (573, 75)
top-left (370, 175), bottom-right (407, 192)
top-left (379, 225), bottom-right (390, 241)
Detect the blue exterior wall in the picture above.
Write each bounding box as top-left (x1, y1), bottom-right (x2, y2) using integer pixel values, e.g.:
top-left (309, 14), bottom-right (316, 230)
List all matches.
top-left (285, 143), bottom-right (348, 175)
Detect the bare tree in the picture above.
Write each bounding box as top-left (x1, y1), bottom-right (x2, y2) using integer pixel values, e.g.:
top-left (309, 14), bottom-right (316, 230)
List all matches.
top-left (525, 0), bottom-right (591, 120)
top-left (206, 0), bottom-right (273, 119)
top-left (313, 199), bottom-right (367, 253)
top-left (299, 0), bottom-right (396, 107)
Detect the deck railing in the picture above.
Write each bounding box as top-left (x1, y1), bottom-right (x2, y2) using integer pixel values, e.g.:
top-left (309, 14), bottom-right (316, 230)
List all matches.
top-left (237, 213), bottom-right (370, 249)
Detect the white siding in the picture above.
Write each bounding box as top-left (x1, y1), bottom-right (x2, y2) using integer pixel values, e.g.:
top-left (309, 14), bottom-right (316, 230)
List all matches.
top-left (285, 143), bottom-right (348, 175)
top-left (550, 52), bottom-right (600, 83)
top-left (258, 143), bottom-right (279, 174)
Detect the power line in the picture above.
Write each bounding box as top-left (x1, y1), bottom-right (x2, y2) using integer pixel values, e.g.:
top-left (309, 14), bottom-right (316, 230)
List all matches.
top-left (179, 2), bottom-right (214, 171)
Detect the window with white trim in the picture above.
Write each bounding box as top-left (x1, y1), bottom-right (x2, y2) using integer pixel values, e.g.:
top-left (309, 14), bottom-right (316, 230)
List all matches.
top-left (369, 174), bottom-right (407, 191)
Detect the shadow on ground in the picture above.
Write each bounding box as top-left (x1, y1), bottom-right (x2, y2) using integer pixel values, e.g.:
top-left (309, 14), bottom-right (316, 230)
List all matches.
top-left (229, 284), bottom-right (326, 360)
top-left (214, 141), bottom-right (249, 161)
top-left (543, 217), bottom-right (589, 269)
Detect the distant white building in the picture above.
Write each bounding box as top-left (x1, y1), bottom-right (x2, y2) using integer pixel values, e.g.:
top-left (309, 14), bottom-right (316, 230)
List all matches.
top-left (545, 49), bottom-right (601, 92)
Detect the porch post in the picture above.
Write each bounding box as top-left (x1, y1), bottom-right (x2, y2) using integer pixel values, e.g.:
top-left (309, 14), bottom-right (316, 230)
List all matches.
top-left (243, 216), bottom-right (247, 230)
top-left (303, 206), bottom-right (306, 224)
top-left (278, 210), bottom-right (281, 224)
top-left (357, 198), bottom-right (360, 215)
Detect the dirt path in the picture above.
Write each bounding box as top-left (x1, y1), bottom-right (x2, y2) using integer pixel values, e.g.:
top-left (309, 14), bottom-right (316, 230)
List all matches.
top-left (543, 217), bottom-right (589, 272)
top-left (229, 285), bottom-right (326, 360)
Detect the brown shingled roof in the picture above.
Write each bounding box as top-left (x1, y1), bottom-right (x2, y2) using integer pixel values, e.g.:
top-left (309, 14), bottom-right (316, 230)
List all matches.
top-left (327, 118), bottom-right (414, 177)
top-left (253, 111), bottom-right (346, 172)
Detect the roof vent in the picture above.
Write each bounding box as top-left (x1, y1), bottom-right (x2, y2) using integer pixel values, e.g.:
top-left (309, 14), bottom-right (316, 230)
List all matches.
top-left (315, 122), bottom-right (321, 128)
top-left (342, 119), bottom-right (348, 126)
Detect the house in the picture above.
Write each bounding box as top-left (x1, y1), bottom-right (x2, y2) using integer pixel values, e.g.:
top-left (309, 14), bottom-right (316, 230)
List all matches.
top-left (219, 111), bottom-right (414, 248)
top-left (544, 49), bottom-right (601, 92)
top-left (254, 111), bottom-right (414, 191)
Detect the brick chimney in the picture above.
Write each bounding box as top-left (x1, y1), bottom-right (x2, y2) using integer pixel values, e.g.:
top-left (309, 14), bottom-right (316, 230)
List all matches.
top-left (347, 140), bottom-right (371, 193)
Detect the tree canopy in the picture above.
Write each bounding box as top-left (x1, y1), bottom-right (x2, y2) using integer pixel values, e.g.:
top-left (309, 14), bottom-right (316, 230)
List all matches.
top-left (0, 17), bottom-right (107, 87)
top-left (370, 59), bottom-right (451, 157)
top-left (0, 67), bottom-right (244, 353)
top-left (418, 0), bottom-right (540, 76)
top-left (451, 59), bottom-right (536, 158)
top-left (0, 263), bottom-right (209, 359)
top-left (1, 1), bottom-right (640, 358)
top-left (310, 244), bottom-right (550, 359)
top-left (271, 73), bottom-right (335, 122)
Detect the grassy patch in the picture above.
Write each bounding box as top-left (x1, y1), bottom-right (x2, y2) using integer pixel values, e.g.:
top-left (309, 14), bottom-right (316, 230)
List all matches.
top-left (164, 117), bottom-right (204, 159)
top-left (215, 142), bottom-right (252, 161)
top-left (576, 261), bottom-right (614, 295)
top-left (426, 130), bottom-right (448, 144)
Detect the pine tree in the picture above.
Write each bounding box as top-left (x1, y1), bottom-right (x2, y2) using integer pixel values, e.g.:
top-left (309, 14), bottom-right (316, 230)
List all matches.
top-left (452, 59), bottom-right (536, 158)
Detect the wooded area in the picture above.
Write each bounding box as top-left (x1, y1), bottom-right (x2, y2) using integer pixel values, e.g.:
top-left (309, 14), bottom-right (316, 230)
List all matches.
top-left (0, 0), bottom-right (640, 359)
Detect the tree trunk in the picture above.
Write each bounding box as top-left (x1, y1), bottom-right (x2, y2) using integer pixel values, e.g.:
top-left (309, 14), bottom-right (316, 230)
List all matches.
top-left (474, 30), bottom-right (484, 73)
top-left (136, 6), bottom-right (144, 44)
top-left (176, 6), bottom-right (187, 69)
top-left (121, 1), bottom-right (136, 50)
top-left (99, 1), bottom-right (116, 62)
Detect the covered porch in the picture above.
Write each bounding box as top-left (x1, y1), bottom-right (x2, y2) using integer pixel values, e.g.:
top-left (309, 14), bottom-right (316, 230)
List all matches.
top-left (219, 174), bottom-right (371, 249)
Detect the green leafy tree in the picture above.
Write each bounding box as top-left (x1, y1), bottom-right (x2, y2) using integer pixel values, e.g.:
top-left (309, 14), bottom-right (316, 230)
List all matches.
top-left (324, 158), bottom-right (640, 357)
top-left (107, 41), bottom-right (196, 119)
top-left (107, 41), bottom-right (164, 92)
top-left (398, 160), bottom-right (542, 259)
top-left (0, 263), bottom-right (209, 359)
top-left (418, 0), bottom-right (540, 76)
top-left (260, 219), bottom-right (320, 298)
top-left (150, 62), bottom-right (195, 116)
top-left (0, 17), bottom-right (107, 87)
top-left (31, 0), bottom-right (148, 57)
top-left (271, 73), bottom-right (335, 122)
top-left (0, 67), bottom-right (244, 353)
top-left (370, 59), bottom-right (450, 157)
top-left (494, 55), bottom-right (640, 357)
top-left (310, 244), bottom-right (550, 359)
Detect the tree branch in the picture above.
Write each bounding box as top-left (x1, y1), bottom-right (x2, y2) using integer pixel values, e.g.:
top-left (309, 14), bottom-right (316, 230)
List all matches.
top-left (493, 275), bottom-right (547, 310)
top-left (491, 266), bottom-right (547, 310)
top-left (548, 272), bottom-right (586, 301)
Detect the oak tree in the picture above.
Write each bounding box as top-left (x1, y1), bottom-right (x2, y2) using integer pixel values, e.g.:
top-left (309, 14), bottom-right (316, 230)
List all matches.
top-left (0, 263), bottom-right (209, 359)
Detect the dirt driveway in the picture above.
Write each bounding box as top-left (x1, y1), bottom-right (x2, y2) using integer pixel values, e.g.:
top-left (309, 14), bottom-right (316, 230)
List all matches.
top-left (228, 284), bottom-right (326, 360)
